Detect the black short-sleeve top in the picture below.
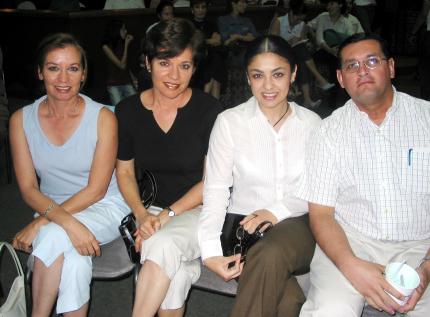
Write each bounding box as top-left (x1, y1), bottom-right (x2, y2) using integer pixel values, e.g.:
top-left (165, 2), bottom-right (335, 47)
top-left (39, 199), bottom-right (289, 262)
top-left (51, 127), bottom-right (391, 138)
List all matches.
top-left (116, 89), bottom-right (222, 207)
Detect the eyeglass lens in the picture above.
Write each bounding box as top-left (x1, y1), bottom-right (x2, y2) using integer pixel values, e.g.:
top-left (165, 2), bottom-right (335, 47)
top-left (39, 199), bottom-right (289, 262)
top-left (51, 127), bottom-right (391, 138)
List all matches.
top-left (344, 57), bottom-right (385, 72)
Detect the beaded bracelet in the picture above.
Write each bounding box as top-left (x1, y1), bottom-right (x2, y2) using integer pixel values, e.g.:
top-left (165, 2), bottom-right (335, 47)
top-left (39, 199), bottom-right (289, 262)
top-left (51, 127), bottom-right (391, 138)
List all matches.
top-left (42, 203), bottom-right (55, 218)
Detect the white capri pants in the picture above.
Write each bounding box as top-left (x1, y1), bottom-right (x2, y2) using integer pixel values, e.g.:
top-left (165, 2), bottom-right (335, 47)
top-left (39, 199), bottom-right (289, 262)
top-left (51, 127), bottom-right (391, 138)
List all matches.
top-left (31, 194), bottom-right (130, 314)
top-left (300, 224), bottom-right (430, 317)
top-left (140, 207), bottom-right (201, 310)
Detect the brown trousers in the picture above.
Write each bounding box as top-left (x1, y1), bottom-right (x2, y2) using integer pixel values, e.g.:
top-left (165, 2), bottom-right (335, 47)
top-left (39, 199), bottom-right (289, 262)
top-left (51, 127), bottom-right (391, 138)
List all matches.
top-left (230, 214), bottom-right (315, 317)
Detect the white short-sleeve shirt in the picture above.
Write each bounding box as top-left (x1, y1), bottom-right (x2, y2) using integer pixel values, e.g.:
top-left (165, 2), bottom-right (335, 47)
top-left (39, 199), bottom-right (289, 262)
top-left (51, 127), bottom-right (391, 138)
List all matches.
top-left (297, 89), bottom-right (430, 241)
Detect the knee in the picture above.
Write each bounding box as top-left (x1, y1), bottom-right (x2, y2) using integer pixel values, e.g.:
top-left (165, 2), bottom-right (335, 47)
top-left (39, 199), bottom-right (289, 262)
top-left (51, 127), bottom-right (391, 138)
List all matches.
top-left (302, 293), bottom-right (363, 317)
top-left (63, 250), bottom-right (92, 278)
top-left (246, 239), bottom-right (285, 268)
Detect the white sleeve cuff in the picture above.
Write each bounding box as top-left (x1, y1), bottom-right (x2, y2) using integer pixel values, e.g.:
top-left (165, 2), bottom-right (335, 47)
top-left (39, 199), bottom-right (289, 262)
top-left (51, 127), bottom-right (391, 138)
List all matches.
top-left (200, 238), bottom-right (224, 261)
top-left (265, 202), bottom-right (290, 223)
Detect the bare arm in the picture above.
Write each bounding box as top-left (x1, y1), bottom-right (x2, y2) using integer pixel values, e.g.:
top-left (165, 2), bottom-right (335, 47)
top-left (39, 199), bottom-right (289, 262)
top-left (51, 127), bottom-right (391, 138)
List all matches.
top-left (309, 202), bottom-right (403, 314)
top-left (206, 32), bottom-right (222, 47)
top-left (269, 18), bottom-right (280, 36)
top-left (60, 108), bottom-right (118, 212)
top-left (102, 35), bottom-right (133, 70)
top-left (116, 157), bottom-right (205, 248)
top-left (239, 32), bottom-right (256, 42)
top-left (11, 107), bottom-right (118, 255)
top-left (116, 158), bottom-right (148, 220)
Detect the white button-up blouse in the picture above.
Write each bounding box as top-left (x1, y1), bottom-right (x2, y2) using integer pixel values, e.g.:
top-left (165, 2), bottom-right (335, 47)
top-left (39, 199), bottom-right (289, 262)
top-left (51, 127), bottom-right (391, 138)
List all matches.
top-left (198, 96), bottom-right (321, 260)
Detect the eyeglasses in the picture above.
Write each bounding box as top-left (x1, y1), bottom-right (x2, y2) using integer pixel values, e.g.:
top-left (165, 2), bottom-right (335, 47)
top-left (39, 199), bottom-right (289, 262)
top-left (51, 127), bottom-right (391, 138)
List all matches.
top-left (233, 225), bottom-right (267, 262)
top-left (233, 226), bottom-right (247, 262)
top-left (342, 56), bottom-right (388, 73)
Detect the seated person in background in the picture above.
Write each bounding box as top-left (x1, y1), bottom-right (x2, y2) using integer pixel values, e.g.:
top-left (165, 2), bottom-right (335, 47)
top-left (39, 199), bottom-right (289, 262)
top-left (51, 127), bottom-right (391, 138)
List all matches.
top-left (138, 1), bottom-right (175, 92)
top-left (146, 0), bottom-right (175, 34)
top-left (217, 0), bottom-right (258, 107)
top-left (298, 33), bottom-right (430, 317)
top-left (351, 0), bottom-right (376, 34)
top-left (10, 33), bottom-right (130, 317)
top-left (270, 0), bottom-right (334, 108)
top-left (410, 0), bottom-right (430, 101)
top-left (344, 0), bottom-right (365, 34)
top-left (199, 35), bottom-right (321, 317)
top-left (189, 0), bottom-right (226, 99)
top-left (104, 0), bottom-right (145, 9)
top-left (102, 19), bottom-right (137, 106)
top-left (115, 18), bottom-right (222, 317)
top-left (308, 0), bottom-right (361, 84)
top-left (217, 0), bottom-right (258, 57)
top-left (49, 0), bottom-right (81, 10)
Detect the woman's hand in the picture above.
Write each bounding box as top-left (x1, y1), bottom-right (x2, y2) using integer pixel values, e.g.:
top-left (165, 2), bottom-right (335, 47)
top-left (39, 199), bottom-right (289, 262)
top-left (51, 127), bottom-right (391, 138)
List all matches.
top-left (135, 213), bottom-right (162, 240)
top-left (12, 217), bottom-right (49, 253)
top-left (125, 34), bottom-right (134, 46)
top-left (204, 255), bottom-right (243, 281)
top-left (240, 209), bottom-right (277, 234)
top-left (63, 218), bottom-right (100, 257)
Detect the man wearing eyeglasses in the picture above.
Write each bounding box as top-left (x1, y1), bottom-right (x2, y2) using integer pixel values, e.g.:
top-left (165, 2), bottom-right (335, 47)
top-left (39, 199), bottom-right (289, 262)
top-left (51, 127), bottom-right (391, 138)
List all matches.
top-left (298, 33), bottom-right (430, 316)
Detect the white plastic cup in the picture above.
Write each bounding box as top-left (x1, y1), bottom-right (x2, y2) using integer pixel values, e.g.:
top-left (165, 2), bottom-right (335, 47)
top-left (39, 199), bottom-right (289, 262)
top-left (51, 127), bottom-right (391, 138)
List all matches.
top-left (384, 262), bottom-right (420, 305)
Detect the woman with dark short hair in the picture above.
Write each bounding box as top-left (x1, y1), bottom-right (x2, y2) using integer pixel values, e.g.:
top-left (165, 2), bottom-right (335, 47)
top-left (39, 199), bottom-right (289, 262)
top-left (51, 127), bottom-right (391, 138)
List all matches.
top-left (115, 18), bottom-right (222, 317)
top-left (199, 35), bottom-right (320, 317)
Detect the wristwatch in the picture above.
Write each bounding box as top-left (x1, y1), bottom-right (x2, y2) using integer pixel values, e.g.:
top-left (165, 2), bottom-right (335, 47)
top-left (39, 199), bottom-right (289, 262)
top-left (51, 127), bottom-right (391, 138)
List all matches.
top-left (166, 206), bottom-right (176, 217)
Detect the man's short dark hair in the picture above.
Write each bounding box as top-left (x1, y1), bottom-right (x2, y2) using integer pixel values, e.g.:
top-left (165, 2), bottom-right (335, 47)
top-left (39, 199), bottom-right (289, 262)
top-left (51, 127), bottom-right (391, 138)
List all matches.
top-left (322, 0), bottom-right (347, 15)
top-left (190, 0), bottom-right (207, 8)
top-left (156, 0), bottom-right (174, 17)
top-left (337, 33), bottom-right (391, 69)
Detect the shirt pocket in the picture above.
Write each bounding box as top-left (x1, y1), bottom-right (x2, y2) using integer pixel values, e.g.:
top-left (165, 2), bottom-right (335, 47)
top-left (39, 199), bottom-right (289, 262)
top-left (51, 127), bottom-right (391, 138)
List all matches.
top-left (400, 146), bottom-right (430, 194)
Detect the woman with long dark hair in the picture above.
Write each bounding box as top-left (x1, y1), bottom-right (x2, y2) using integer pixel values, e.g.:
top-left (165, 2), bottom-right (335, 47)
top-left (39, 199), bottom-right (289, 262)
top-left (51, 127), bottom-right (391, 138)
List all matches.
top-left (102, 19), bottom-right (137, 106)
top-left (199, 35), bottom-right (320, 317)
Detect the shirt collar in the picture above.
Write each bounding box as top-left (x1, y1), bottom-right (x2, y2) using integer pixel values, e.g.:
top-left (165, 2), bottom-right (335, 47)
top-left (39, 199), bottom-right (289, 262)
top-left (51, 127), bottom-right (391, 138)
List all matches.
top-left (349, 85), bottom-right (399, 126)
top-left (245, 96), bottom-right (300, 125)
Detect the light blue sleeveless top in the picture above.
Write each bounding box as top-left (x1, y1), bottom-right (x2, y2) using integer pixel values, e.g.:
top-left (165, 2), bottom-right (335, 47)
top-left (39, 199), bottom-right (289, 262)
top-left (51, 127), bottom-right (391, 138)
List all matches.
top-left (23, 94), bottom-right (121, 204)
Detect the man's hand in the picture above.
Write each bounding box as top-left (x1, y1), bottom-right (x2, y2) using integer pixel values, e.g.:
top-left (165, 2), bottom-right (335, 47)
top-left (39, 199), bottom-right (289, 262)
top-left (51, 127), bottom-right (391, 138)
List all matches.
top-left (204, 255), bottom-right (243, 281)
top-left (398, 261), bottom-right (430, 313)
top-left (12, 217), bottom-right (49, 253)
top-left (341, 257), bottom-right (403, 314)
top-left (240, 209), bottom-right (277, 234)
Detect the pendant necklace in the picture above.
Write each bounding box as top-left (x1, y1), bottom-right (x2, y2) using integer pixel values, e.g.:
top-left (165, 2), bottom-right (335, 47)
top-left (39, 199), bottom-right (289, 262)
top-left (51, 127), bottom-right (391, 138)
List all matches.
top-left (272, 103), bottom-right (290, 127)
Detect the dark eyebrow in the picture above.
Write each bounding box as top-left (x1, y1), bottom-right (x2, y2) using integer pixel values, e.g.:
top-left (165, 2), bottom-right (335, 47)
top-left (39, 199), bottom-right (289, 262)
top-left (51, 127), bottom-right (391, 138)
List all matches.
top-left (248, 67), bottom-right (286, 73)
top-left (343, 54), bottom-right (380, 63)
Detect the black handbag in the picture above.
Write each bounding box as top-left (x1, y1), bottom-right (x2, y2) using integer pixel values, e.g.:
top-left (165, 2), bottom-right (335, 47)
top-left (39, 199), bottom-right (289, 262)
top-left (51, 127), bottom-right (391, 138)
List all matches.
top-left (221, 213), bottom-right (273, 266)
top-left (118, 170), bottom-right (157, 263)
